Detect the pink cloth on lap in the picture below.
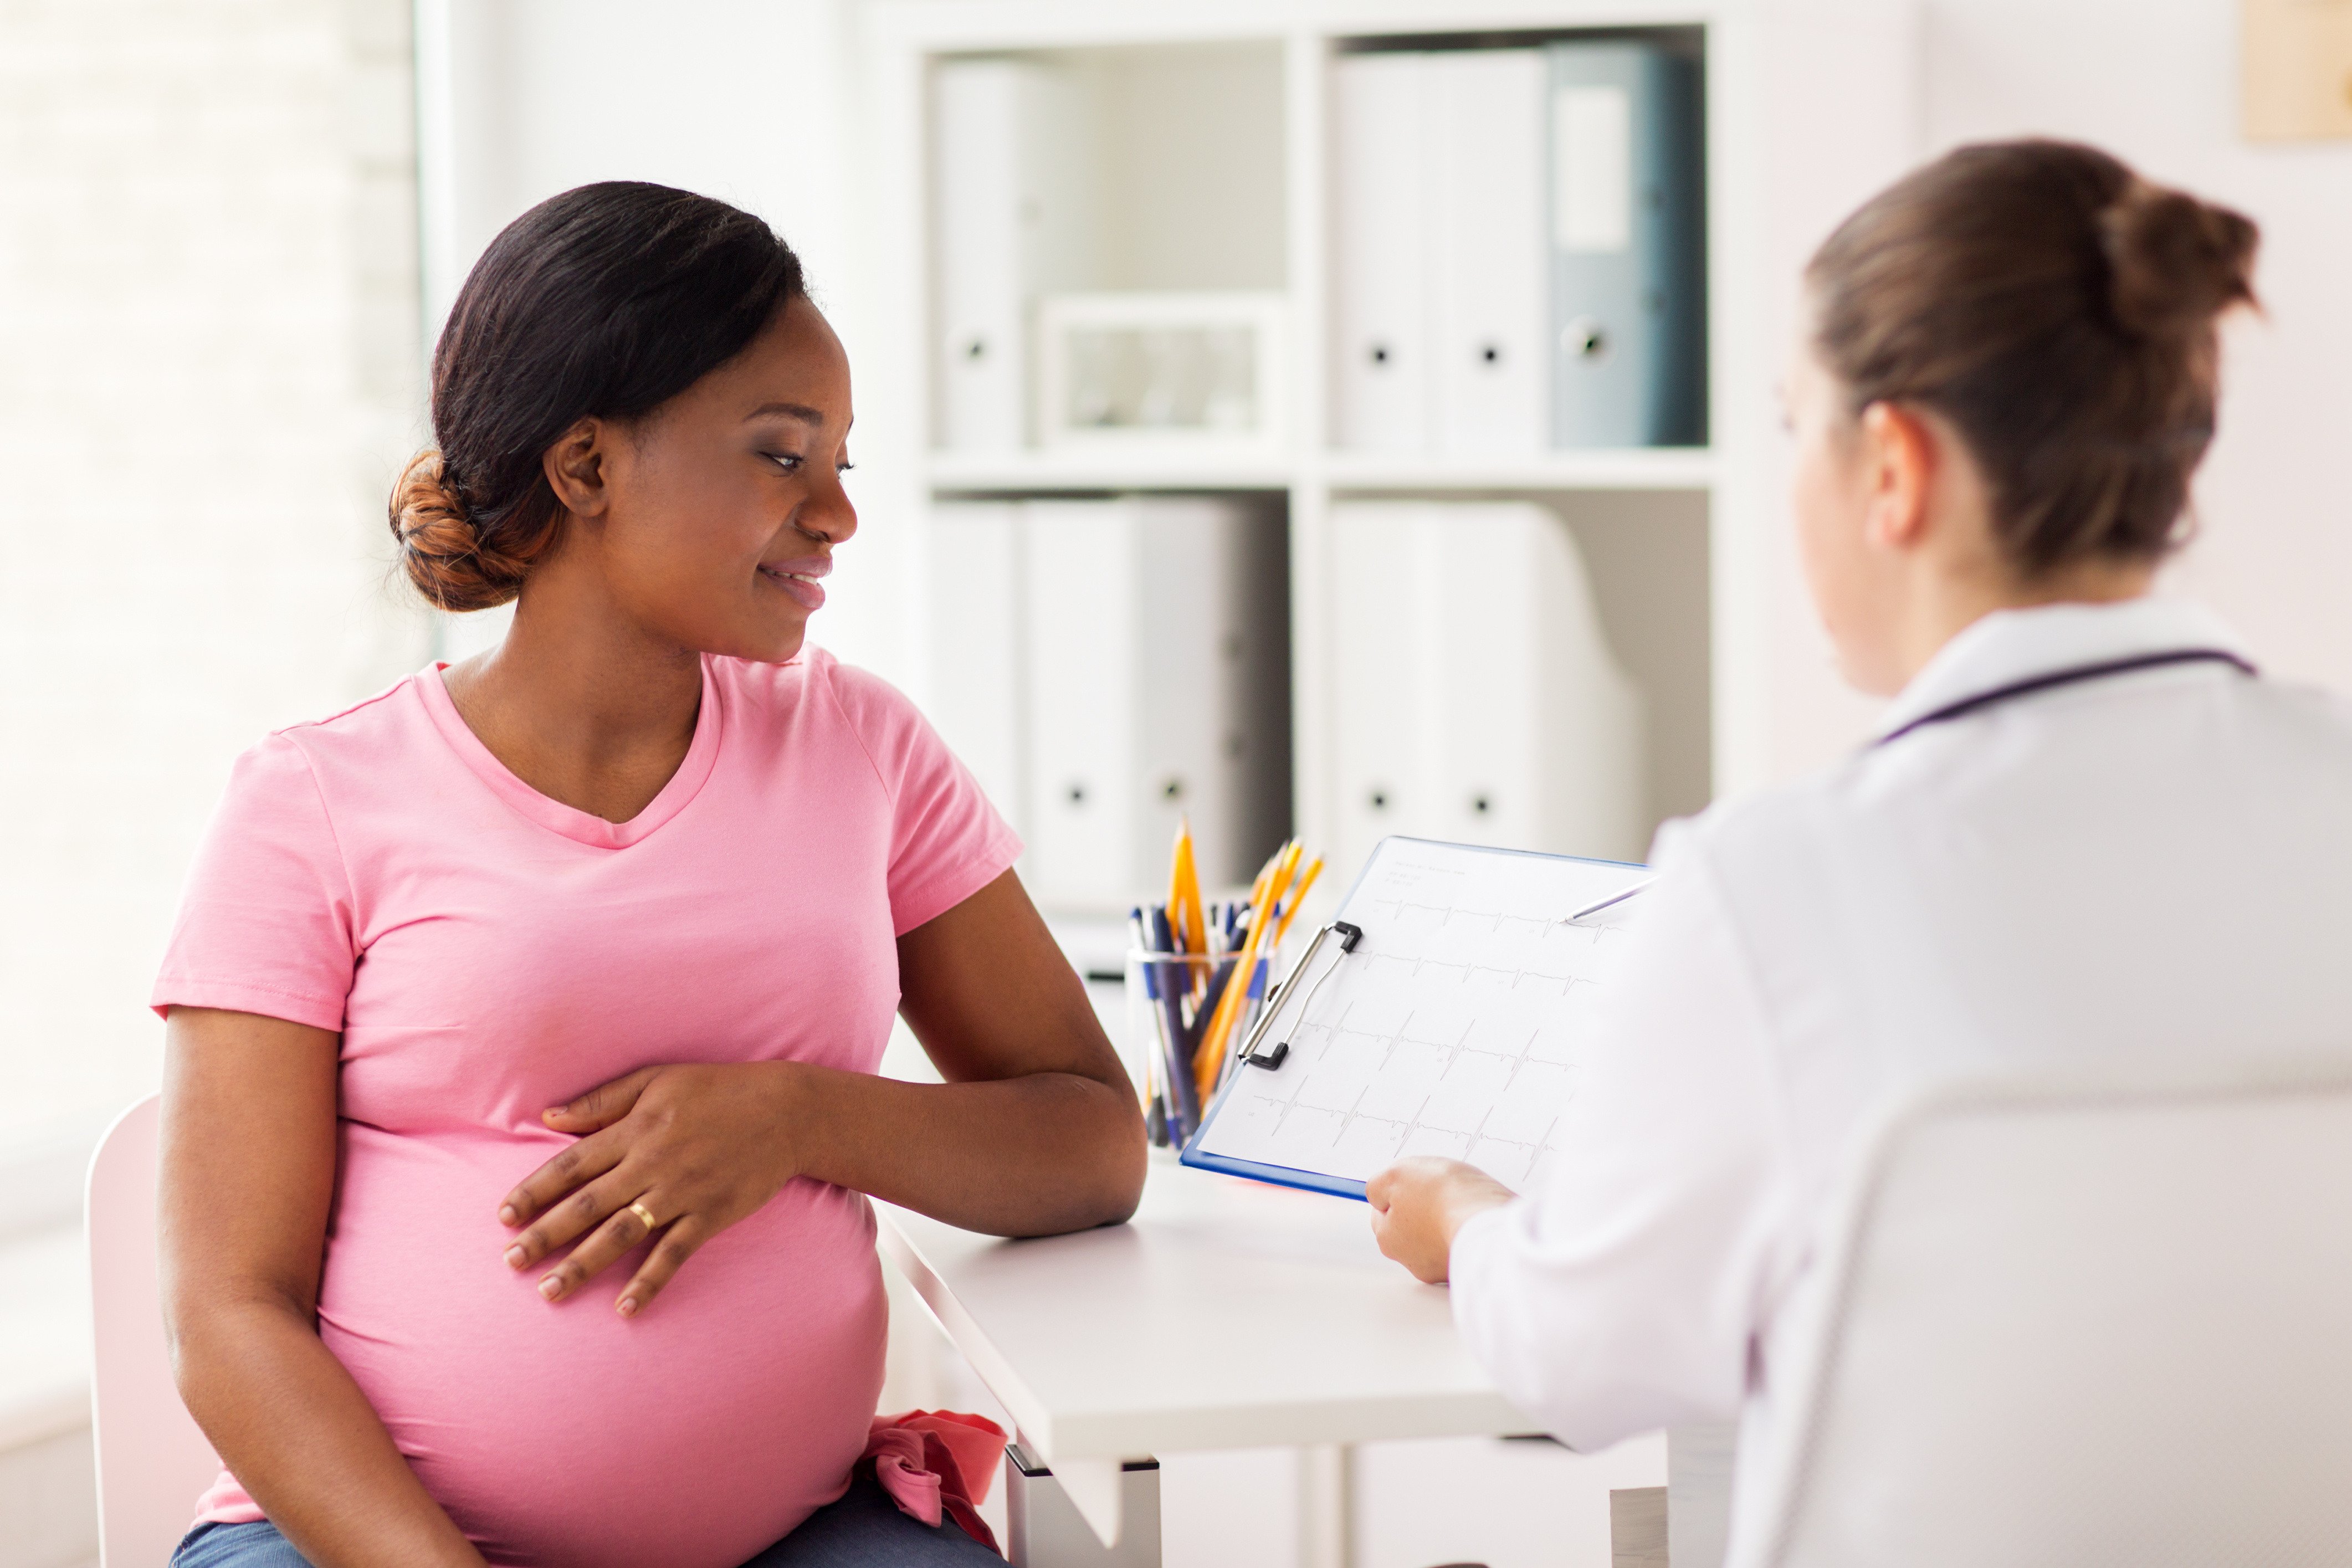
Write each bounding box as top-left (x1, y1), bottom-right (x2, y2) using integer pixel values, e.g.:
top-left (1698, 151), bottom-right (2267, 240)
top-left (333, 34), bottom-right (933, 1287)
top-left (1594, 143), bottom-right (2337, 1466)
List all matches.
top-left (153, 649), bottom-right (1021, 1568)
top-left (865, 1408), bottom-right (1008, 1554)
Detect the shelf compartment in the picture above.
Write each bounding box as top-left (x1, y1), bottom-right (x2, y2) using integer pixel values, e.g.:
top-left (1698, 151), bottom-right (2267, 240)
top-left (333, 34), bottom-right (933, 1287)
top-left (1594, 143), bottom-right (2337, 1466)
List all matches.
top-left (1320, 447), bottom-right (1713, 492)
top-left (926, 452), bottom-right (1297, 494)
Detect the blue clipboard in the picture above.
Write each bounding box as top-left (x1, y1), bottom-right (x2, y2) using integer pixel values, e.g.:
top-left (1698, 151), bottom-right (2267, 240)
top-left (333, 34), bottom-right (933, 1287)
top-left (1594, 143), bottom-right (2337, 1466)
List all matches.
top-left (1178, 836), bottom-right (1646, 1201)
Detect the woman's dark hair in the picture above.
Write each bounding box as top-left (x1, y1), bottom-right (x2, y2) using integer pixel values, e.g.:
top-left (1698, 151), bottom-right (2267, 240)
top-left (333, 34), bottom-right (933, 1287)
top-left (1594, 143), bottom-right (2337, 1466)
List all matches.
top-left (1806, 140), bottom-right (2258, 577)
top-left (391, 182), bottom-right (806, 611)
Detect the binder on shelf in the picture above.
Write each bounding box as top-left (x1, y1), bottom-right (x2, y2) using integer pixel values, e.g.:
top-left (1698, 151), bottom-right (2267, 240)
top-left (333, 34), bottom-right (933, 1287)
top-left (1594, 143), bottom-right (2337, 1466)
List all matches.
top-left (1329, 501), bottom-right (1646, 878)
top-left (922, 501), bottom-right (1027, 836)
top-left (1011, 497), bottom-right (1290, 911)
top-left (1429, 48), bottom-right (1550, 457)
top-left (1547, 40), bottom-right (1707, 448)
top-left (930, 59), bottom-right (1094, 452)
top-left (1329, 51), bottom-right (1434, 452)
top-left (1329, 503), bottom-right (1430, 878)
top-left (1024, 500), bottom-right (1137, 903)
top-left (1434, 502), bottom-right (1644, 858)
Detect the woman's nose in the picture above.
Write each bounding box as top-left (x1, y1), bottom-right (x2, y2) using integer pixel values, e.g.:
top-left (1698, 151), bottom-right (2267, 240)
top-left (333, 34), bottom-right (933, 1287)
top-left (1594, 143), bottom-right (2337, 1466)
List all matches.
top-left (797, 471), bottom-right (858, 545)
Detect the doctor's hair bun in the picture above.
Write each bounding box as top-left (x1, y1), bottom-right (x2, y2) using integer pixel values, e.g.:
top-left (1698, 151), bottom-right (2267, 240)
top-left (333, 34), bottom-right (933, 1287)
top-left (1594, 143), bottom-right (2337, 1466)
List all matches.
top-left (1807, 140), bottom-right (2259, 578)
top-left (2100, 180), bottom-right (2258, 344)
top-left (388, 181), bottom-right (807, 612)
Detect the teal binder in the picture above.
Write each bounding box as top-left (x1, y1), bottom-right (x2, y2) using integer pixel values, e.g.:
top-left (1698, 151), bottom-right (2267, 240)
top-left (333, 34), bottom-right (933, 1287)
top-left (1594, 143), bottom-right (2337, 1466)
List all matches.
top-left (1547, 40), bottom-right (1706, 449)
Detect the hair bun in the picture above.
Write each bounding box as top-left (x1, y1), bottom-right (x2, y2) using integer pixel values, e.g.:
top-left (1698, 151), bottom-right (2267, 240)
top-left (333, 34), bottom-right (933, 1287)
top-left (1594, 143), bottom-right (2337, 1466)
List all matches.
top-left (388, 449), bottom-right (531, 613)
top-left (2099, 179), bottom-right (2258, 342)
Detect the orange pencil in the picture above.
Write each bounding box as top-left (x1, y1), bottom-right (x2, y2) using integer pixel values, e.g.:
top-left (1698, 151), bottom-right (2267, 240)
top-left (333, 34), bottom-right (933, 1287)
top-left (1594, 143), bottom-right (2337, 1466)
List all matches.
top-left (1273, 855), bottom-right (1324, 946)
top-left (1195, 842), bottom-right (1301, 1102)
top-left (1177, 832), bottom-right (1206, 959)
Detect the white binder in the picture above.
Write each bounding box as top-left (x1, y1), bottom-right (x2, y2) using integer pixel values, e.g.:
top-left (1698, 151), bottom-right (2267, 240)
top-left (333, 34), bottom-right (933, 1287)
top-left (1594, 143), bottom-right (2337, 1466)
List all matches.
top-left (1021, 498), bottom-right (1288, 910)
top-left (1330, 504), bottom-right (1432, 878)
top-left (1329, 52), bottom-right (1434, 452)
top-left (931, 59), bottom-right (1094, 451)
top-left (1429, 49), bottom-right (1550, 457)
top-left (1437, 503), bottom-right (1644, 859)
top-left (1024, 500), bottom-right (1140, 903)
top-left (1330, 501), bottom-right (1646, 872)
top-left (922, 501), bottom-right (1027, 836)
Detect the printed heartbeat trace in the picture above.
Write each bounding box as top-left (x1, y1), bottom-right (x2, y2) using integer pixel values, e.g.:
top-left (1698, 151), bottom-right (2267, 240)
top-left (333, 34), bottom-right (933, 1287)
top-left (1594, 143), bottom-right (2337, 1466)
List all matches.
top-left (1183, 837), bottom-right (1647, 1198)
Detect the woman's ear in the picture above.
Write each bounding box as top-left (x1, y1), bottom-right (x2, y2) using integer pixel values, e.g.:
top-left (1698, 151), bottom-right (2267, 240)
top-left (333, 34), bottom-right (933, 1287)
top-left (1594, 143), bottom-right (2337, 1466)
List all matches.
top-left (1856, 399), bottom-right (1939, 555)
top-left (542, 418), bottom-right (611, 519)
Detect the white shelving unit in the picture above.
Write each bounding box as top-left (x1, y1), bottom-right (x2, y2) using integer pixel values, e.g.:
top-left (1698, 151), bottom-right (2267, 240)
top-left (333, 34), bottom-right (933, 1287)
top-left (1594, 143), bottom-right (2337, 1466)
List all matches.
top-left (856, 0), bottom-right (1926, 905)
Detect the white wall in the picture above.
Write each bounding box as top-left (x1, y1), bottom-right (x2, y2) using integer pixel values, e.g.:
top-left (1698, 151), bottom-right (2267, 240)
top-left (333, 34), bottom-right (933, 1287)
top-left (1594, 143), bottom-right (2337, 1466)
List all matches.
top-left (0, 0), bottom-right (428, 1149)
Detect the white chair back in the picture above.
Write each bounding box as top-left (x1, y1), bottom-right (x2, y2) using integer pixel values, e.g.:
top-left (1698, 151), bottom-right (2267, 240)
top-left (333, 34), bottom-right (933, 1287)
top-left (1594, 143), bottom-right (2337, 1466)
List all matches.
top-left (87, 1094), bottom-right (221, 1566)
top-left (1745, 1069), bottom-right (2352, 1568)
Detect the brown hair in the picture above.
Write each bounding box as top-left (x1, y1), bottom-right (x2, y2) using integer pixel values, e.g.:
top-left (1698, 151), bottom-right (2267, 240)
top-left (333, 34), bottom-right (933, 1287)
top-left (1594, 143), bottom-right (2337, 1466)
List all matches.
top-left (391, 182), bottom-right (806, 612)
top-left (1806, 140), bottom-right (2258, 577)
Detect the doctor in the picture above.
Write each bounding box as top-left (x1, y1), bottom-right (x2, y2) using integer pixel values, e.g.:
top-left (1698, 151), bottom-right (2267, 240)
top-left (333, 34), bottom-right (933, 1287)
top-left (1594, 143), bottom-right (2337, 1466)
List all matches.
top-left (1366, 137), bottom-right (2352, 1522)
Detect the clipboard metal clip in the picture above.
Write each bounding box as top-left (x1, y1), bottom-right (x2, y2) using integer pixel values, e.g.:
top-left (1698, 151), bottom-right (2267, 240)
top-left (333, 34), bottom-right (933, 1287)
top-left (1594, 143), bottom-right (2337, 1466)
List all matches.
top-left (1238, 921), bottom-right (1362, 1072)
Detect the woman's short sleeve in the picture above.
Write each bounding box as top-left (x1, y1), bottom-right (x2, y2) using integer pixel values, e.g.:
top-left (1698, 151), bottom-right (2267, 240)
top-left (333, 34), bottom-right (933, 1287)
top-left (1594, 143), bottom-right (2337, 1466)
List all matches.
top-left (829, 664), bottom-right (1024, 936)
top-left (150, 733), bottom-right (357, 1032)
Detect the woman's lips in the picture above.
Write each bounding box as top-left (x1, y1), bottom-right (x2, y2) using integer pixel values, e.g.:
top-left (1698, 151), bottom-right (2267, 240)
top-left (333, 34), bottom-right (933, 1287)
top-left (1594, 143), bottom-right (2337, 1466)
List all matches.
top-left (759, 559), bottom-right (828, 611)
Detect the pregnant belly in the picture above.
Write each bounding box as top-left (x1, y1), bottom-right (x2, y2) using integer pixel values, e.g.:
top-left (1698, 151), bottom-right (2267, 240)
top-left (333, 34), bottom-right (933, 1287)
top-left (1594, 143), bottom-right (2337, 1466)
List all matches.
top-left (318, 1125), bottom-right (887, 1568)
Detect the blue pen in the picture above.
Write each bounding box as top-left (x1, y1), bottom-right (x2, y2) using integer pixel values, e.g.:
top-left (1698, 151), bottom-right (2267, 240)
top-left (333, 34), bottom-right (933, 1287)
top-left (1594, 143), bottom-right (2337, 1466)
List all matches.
top-left (1147, 906), bottom-right (1202, 1137)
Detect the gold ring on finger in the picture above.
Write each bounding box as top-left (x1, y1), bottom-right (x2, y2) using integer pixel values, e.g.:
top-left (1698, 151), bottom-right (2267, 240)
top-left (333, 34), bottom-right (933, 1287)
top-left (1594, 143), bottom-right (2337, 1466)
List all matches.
top-left (626, 1199), bottom-right (659, 1232)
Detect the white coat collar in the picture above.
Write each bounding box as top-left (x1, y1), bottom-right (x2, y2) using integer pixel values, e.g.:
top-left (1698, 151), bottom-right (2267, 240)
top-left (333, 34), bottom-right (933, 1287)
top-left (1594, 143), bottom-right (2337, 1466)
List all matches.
top-left (1873, 597), bottom-right (2251, 743)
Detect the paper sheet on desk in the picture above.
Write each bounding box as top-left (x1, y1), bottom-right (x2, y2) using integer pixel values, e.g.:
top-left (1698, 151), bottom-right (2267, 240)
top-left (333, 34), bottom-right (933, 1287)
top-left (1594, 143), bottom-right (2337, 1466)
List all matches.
top-left (1183, 836), bottom-right (1645, 1197)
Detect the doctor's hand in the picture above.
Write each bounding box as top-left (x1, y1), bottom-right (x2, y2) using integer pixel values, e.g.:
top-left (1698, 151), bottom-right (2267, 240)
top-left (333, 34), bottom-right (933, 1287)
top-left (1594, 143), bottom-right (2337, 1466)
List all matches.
top-left (1366, 1157), bottom-right (1517, 1284)
top-left (496, 1062), bottom-right (810, 1318)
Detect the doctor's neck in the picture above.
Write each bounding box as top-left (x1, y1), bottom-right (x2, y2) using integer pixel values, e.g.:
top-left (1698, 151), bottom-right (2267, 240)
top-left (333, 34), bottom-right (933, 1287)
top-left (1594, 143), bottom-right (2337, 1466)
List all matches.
top-left (1808, 387), bottom-right (2160, 697)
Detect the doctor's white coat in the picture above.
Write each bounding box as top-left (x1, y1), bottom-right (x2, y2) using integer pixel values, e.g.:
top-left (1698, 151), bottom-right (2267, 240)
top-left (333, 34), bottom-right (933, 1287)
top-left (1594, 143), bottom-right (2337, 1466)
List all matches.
top-left (1448, 596), bottom-right (2352, 1540)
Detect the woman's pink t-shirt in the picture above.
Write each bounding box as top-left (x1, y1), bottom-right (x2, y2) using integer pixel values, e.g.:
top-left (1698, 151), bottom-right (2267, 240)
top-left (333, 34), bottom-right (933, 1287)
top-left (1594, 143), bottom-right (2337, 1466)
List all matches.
top-left (151, 649), bottom-right (1021, 1568)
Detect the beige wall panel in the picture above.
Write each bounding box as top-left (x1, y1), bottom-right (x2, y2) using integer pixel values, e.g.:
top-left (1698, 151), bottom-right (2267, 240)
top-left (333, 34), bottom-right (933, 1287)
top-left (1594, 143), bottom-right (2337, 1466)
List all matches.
top-left (2243, 0), bottom-right (2352, 140)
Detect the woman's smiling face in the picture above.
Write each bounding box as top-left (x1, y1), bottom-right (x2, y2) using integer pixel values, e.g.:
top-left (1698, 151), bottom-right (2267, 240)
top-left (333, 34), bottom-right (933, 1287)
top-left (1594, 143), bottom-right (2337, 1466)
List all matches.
top-left (557, 294), bottom-right (858, 664)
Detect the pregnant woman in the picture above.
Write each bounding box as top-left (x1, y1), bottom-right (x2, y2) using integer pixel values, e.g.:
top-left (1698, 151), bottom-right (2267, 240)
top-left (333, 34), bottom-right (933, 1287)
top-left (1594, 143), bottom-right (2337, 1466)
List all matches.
top-left (154, 183), bottom-right (1146, 1567)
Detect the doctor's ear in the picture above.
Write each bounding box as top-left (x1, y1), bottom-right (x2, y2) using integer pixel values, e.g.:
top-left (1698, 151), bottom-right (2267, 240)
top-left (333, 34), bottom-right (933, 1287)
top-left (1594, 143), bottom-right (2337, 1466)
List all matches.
top-left (1855, 398), bottom-right (1940, 554)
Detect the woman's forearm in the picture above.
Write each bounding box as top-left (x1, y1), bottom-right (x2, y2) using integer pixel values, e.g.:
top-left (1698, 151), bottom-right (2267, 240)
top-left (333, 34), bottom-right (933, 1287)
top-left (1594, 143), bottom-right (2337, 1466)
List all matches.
top-left (784, 1061), bottom-right (1144, 1236)
top-left (501, 875), bottom-right (1147, 1301)
top-left (174, 1295), bottom-right (484, 1568)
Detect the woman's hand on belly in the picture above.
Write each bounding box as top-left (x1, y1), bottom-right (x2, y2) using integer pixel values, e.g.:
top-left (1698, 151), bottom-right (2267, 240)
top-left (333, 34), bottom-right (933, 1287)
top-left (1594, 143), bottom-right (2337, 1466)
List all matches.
top-left (499, 1062), bottom-right (811, 1316)
top-left (504, 871), bottom-right (1149, 1314)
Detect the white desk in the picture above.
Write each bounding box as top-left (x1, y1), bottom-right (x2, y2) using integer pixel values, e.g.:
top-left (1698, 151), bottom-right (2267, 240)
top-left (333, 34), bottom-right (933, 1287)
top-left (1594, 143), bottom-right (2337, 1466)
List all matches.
top-left (878, 1152), bottom-right (1538, 1562)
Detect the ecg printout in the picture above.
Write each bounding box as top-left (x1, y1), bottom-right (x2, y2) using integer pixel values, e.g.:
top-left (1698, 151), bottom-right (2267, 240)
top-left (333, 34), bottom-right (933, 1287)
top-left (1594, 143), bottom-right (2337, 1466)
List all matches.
top-left (1187, 838), bottom-right (1647, 1195)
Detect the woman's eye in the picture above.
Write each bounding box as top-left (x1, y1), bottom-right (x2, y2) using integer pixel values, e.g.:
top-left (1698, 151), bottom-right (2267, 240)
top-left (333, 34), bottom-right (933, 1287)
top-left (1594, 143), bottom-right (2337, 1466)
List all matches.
top-left (767, 452), bottom-right (804, 474)
top-left (837, 460), bottom-right (855, 475)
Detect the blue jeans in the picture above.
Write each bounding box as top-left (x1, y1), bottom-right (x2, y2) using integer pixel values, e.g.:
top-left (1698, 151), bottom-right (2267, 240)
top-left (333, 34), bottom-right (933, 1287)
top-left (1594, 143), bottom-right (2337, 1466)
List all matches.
top-left (170, 1463), bottom-right (1003, 1567)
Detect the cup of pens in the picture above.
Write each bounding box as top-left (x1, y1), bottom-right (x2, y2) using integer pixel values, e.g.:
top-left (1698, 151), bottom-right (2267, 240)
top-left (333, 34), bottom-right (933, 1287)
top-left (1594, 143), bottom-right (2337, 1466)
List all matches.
top-left (1126, 947), bottom-right (1268, 1147)
top-left (1127, 829), bottom-right (1324, 1149)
